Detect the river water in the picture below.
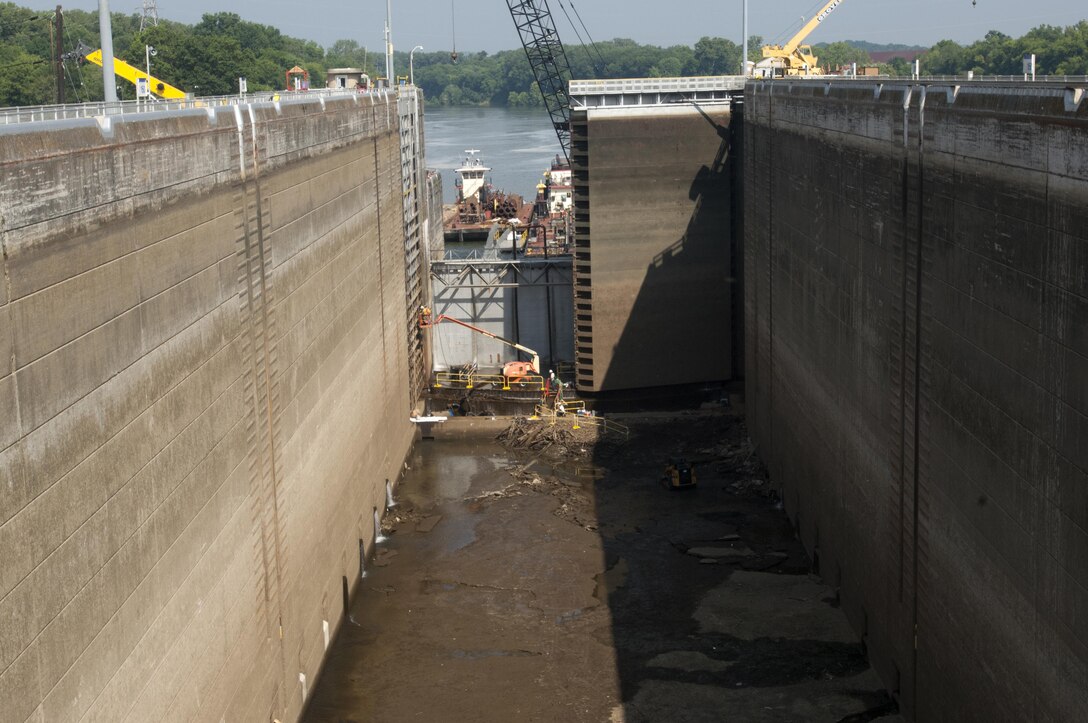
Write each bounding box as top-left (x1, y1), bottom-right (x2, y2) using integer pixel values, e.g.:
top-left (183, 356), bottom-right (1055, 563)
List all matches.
top-left (423, 106), bottom-right (561, 204)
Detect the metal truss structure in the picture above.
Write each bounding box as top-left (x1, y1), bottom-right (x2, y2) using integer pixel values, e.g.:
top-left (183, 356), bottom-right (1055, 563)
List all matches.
top-left (506, 0), bottom-right (574, 161)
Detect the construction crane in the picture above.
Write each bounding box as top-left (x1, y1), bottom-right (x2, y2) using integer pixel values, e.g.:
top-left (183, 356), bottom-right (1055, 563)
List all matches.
top-left (757, 0), bottom-right (846, 77)
top-left (506, 0), bottom-right (574, 162)
top-left (78, 44), bottom-right (186, 99)
top-left (418, 307), bottom-right (541, 382)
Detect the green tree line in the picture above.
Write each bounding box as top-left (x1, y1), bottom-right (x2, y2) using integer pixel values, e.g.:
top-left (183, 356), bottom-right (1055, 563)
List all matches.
top-left (0, 2), bottom-right (1085, 109)
top-left (0, 5), bottom-right (327, 104)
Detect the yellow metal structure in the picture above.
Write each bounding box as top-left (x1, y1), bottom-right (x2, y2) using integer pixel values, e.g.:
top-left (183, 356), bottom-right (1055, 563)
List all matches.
top-left (433, 371), bottom-right (544, 392)
top-left (83, 49), bottom-right (187, 99)
top-left (760, 0), bottom-right (846, 77)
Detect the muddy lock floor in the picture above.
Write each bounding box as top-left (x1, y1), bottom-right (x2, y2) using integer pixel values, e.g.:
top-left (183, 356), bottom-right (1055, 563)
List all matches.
top-left (302, 411), bottom-right (903, 723)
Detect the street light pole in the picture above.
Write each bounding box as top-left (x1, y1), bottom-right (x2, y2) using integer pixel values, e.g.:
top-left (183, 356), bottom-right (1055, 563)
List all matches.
top-left (410, 45), bottom-right (423, 86)
top-left (384, 0), bottom-right (393, 85)
top-left (742, 0), bottom-right (748, 76)
top-left (99, 0), bottom-right (117, 103)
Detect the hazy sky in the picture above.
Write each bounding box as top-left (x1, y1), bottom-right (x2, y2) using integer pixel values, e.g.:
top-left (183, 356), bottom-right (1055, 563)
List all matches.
top-left (57, 1), bottom-right (1088, 53)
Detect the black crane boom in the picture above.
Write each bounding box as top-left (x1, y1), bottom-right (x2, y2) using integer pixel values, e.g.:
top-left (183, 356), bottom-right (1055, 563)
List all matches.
top-left (506, 0), bottom-right (574, 162)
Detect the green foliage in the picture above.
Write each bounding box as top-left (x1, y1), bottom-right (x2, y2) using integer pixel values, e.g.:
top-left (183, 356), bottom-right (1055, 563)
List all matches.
top-left (690, 36), bottom-right (742, 75)
top-left (919, 21), bottom-right (1088, 76)
top-left (814, 41), bottom-right (871, 71)
top-left (0, 5), bottom-right (337, 105)
top-left (0, 2), bottom-right (1085, 108)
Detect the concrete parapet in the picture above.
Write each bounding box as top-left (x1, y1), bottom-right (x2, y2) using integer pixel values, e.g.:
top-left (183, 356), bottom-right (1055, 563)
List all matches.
top-left (744, 79), bottom-right (1088, 720)
top-left (0, 95), bottom-right (415, 721)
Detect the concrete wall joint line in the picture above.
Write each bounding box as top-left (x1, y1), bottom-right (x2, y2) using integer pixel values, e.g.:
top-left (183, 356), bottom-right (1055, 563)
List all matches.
top-left (8, 412), bottom-right (248, 704)
top-left (268, 190), bottom-right (372, 273)
top-left (1, 95), bottom-right (417, 723)
top-left (1, 230), bottom-right (19, 437)
top-left (373, 137), bottom-right (390, 397)
top-left (0, 300), bottom-right (240, 530)
top-left (106, 464), bottom-right (254, 723)
top-left (0, 331), bottom-right (242, 607)
top-left (47, 418), bottom-right (251, 722)
top-left (923, 338), bottom-right (1088, 479)
top-left (925, 388), bottom-right (1088, 541)
top-left (13, 240), bottom-right (235, 373)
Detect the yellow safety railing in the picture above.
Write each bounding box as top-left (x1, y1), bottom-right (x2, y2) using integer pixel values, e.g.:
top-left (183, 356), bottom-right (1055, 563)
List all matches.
top-left (531, 403), bottom-right (630, 438)
top-left (559, 400), bottom-right (586, 413)
top-left (434, 371), bottom-right (472, 388)
top-left (433, 372), bottom-right (545, 391)
top-left (508, 375), bottom-right (545, 391)
top-left (468, 374), bottom-right (507, 390)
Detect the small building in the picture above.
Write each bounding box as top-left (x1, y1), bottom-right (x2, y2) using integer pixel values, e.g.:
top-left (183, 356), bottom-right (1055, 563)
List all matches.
top-left (326, 68), bottom-right (371, 91)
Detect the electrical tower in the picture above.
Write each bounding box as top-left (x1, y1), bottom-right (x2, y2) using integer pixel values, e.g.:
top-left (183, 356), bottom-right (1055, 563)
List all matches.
top-left (139, 0), bottom-right (159, 31)
top-left (506, 0), bottom-right (574, 162)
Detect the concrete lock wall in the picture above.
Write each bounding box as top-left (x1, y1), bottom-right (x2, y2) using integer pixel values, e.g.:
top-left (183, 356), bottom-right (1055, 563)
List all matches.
top-left (0, 95), bottom-right (416, 721)
top-left (570, 104), bottom-right (736, 393)
top-left (744, 80), bottom-right (1088, 720)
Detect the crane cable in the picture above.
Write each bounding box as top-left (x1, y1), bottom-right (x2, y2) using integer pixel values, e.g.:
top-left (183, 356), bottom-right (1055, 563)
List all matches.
top-left (770, 0), bottom-right (830, 47)
top-left (450, 0), bottom-right (459, 63)
top-left (569, 1), bottom-right (606, 71)
top-left (554, 0), bottom-right (603, 75)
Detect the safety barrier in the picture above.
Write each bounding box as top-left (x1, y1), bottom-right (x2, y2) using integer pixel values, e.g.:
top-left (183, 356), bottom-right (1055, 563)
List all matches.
top-left (434, 371), bottom-right (473, 388)
top-left (532, 403), bottom-right (630, 439)
top-left (0, 87), bottom-right (397, 126)
top-left (433, 372), bottom-right (544, 391)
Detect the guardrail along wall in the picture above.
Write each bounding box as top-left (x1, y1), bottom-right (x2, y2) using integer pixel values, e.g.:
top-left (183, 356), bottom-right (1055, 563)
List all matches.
top-left (0, 95), bottom-right (415, 722)
top-left (745, 80), bottom-right (1087, 720)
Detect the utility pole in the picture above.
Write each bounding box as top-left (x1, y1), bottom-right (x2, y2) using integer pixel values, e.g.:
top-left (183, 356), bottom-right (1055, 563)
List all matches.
top-left (54, 5), bottom-right (65, 104)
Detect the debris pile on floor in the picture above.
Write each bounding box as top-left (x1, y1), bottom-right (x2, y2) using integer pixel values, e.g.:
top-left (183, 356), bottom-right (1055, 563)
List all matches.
top-left (495, 417), bottom-right (600, 457)
top-left (382, 501), bottom-right (426, 535)
top-left (462, 457), bottom-right (599, 531)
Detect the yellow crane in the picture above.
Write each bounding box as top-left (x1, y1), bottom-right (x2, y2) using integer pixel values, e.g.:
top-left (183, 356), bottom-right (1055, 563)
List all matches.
top-left (79, 46), bottom-right (187, 99)
top-left (758, 0), bottom-right (846, 77)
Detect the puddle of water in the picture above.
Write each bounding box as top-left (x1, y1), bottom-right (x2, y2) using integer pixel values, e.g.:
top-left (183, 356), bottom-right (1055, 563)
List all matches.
top-left (555, 609), bottom-right (585, 625)
top-left (397, 439), bottom-right (519, 556)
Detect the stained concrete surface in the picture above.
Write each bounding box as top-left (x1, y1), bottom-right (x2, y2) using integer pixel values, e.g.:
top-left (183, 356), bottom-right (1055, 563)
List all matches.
top-left (303, 413), bottom-right (902, 722)
top-left (0, 96), bottom-right (415, 722)
top-left (744, 80), bottom-right (1088, 720)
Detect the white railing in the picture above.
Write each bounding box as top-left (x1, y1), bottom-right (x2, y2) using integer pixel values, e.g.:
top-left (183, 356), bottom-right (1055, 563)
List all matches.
top-left (760, 74), bottom-right (1088, 84)
top-left (0, 87), bottom-right (398, 126)
top-left (569, 75), bottom-right (746, 95)
top-left (915, 74), bottom-right (1088, 83)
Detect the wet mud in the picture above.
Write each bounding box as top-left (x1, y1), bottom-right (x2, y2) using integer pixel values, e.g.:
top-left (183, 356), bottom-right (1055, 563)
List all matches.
top-left (302, 411), bottom-right (903, 722)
